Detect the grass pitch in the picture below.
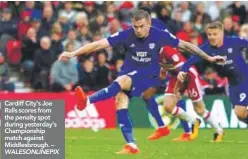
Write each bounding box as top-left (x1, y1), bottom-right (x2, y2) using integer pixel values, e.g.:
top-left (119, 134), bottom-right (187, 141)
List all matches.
top-left (66, 128), bottom-right (247, 159)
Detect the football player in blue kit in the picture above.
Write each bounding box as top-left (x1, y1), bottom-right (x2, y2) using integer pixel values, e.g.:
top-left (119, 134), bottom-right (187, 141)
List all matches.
top-left (179, 21), bottom-right (248, 127)
top-left (59, 10), bottom-right (225, 154)
top-left (140, 7), bottom-right (193, 142)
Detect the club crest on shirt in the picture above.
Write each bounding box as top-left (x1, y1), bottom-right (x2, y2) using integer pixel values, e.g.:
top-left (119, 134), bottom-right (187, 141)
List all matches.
top-left (149, 43), bottom-right (155, 49)
top-left (227, 48), bottom-right (233, 54)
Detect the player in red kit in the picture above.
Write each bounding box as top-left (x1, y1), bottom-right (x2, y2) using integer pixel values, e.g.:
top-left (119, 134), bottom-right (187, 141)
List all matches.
top-left (160, 46), bottom-right (224, 142)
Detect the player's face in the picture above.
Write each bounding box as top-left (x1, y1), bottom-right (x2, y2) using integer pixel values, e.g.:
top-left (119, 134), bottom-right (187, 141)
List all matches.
top-left (132, 18), bottom-right (151, 38)
top-left (206, 28), bottom-right (224, 47)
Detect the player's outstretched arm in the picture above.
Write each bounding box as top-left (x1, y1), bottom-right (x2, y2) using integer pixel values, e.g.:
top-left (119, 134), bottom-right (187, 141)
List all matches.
top-left (59, 38), bottom-right (110, 60)
top-left (178, 40), bottom-right (224, 63)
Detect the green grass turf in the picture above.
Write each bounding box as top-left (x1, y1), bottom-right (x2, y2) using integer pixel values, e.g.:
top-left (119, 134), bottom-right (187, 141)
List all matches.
top-left (65, 128), bottom-right (248, 159)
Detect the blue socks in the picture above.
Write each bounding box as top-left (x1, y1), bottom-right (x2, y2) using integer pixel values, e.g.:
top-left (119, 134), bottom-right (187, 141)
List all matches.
top-left (116, 109), bottom-right (135, 144)
top-left (145, 96), bottom-right (165, 127)
top-left (89, 82), bottom-right (121, 103)
top-left (177, 100), bottom-right (190, 133)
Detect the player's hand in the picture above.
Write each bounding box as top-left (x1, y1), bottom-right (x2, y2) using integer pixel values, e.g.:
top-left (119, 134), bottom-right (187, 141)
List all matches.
top-left (159, 68), bottom-right (168, 80)
top-left (59, 51), bottom-right (75, 61)
top-left (209, 55), bottom-right (226, 65)
top-left (177, 71), bottom-right (187, 82)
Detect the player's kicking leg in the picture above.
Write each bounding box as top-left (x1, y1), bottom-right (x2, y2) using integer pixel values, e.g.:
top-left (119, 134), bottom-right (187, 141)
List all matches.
top-left (75, 75), bottom-right (132, 110)
top-left (115, 92), bottom-right (140, 155)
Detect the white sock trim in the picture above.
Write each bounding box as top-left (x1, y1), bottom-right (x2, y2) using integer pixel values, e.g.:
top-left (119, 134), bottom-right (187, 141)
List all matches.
top-left (127, 143), bottom-right (137, 149)
top-left (202, 110), bottom-right (210, 119)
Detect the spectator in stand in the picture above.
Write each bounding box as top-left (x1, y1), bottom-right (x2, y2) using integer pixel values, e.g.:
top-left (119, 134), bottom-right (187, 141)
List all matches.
top-left (43, 1), bottom-right (53, 9)
top-left (83, 1), bottom-right (98, 23)
top-left (228, 2), bottom-right (246, 25)
top-left (119, 1), bottom-right (134, 25)
top-left (192, 14), bottom-right (204, 34)
top-left (65, 42), bottom-right (77, 65)
top-left (32, 36), bottom-right (56, 90)
top-left (62, 29), bottom-right (81, 50)
top-left (191, 2), bottom-right (211, 27)
top-left (40, 6), bottom-right (55, 37)
top-left (58, 13), bottom-right (71, 36)
top-left (155, 2), bottom-right (173, 22)
top-left (50, 53), bottom-right (78, 92)
top-left (77, 58), bottom-right (96, 92)
top-left (58, 2), bottom-right (76, 23)
top-left (157, 6), bottom-right (173, 31)
top-left (138, 2), bottom-right (154, 10)
top-left (175, 2), bottom-right (191, 22)
top-left (176, 21), bottom-right (203, 46)
top-left (0, 2), bottom-right (8, 11)
top-left (0, 8), bottom-right (18, 56)
top-left (223, 17), bottom-right (237, 36)
top-left (50, 32), bottom-right (63, 58)
top-left (95, 50), bottom-right (110, 89)
top-left (189, 31), bottom-right (202, 46)
top-left (0, 53), bottom-right (15, 92)
top-left (105, 2), bottom-right (118, 22)
top-left (74, 12), bottom-right (88, 33)
top-left (110, 58), bottom-right (123, 81)
top-left (21, 27), bottom-right (39, 84)
top-left (208, 1), bottom-right (229, 21)
top-left (24, 1), bottom-right (35, 12)
top-left (8, 2), bottom-right (25, 19)
top-left (30, 16), bottom-right (40, 32)
top-left (89, 13), bottom-right (108, 36)
top-left (31, 16), bottom-right (48, 39)
top-left (77, 26), bottom-right (92, 45)
top-left (27, 2), bottom-right (42, 21)
top-left (18, 10), bottom-right (32, 40)
top-left (170, 11), bottom-right (183, 34)
top-left (232, 16), bottom-right (241, 34)
top-left (51, 22), bottom-right (64, 39)
top-left (107, 18), bottom-right (123, 36)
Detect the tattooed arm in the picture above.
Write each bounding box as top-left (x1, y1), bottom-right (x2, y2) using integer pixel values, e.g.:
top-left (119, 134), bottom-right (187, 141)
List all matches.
top-left (178, 40), bottom-right (223, 63)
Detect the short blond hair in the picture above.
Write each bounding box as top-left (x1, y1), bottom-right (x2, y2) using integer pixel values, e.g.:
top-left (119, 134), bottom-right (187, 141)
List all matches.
top-left (205, 21), bottom-right (224, 32)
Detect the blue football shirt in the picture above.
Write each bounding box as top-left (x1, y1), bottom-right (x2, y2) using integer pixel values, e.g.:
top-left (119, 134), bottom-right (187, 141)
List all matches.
top-left (107, 27), bottom-right (179, 75)
top-left (182, 36), bottom-right (248, 85)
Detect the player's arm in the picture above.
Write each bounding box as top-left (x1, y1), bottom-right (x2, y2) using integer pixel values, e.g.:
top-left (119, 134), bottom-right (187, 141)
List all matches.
top-left (59, 38), bottom-right (110, 60)
top-left (159, 30), bottom-right (225, 64)
top-left (177, 55), bottom-right (201, 82)
top-left (59, 30), bottom-right (128, 60)
top-left (178, 40), bottom-right (223, 63)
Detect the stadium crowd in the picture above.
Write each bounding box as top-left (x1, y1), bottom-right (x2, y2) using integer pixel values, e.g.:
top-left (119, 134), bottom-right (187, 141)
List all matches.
top-left (0, 1), bottom-right (247, 95)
